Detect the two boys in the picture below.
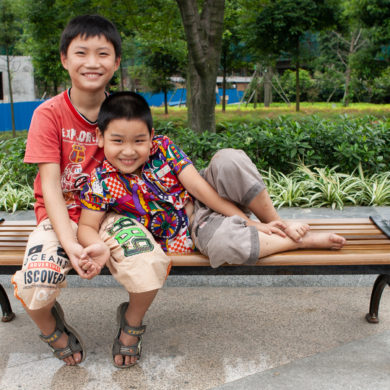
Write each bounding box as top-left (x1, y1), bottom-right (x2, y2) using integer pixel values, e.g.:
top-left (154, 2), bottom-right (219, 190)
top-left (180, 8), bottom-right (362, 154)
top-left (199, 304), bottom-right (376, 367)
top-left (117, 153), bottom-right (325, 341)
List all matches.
top-left (13, 13), bottom-right (345, 369)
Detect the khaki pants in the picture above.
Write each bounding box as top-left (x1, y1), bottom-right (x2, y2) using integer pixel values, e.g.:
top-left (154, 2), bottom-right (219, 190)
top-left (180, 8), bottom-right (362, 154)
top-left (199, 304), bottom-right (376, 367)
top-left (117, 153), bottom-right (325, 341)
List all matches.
top-left (191, 149), bottom-right (266, 268)
top-left (13, 213), bottom-right (170, 310)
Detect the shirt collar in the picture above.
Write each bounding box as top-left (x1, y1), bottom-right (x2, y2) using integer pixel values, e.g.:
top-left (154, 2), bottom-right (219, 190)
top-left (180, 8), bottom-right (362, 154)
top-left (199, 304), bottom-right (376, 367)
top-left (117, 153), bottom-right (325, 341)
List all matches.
top-left (102, 159), bottom-right (119, 173)
top-left (150, 138), bottom-right (159, 155)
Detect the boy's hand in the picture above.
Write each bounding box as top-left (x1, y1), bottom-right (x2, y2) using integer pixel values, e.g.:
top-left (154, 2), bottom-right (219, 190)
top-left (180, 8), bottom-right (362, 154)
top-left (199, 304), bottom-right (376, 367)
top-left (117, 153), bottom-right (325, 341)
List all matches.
top-left (65, 242), bottom-right (97, 279)
top-left (284, 221), bottom-right (310, 242)
top-left (79, 258), bottom-right (102, 279)
top-left (247, 220), bottom-right (287, 238)
top-left (81, 243), bottom-right (110, 270)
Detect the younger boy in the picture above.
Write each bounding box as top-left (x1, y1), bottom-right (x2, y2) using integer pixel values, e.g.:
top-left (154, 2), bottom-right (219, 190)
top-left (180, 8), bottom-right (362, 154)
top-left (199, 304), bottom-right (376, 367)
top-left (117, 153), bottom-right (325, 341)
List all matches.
top-left (78, 92), bottom-right (346, 345)
top-left (12, 15), bottom-right (169, 369)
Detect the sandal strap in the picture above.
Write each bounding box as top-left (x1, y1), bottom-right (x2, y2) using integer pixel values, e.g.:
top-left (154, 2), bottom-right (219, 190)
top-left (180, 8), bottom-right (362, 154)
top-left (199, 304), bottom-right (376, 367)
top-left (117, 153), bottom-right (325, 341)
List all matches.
top-left (39, 302), bottom-right (85, 362)
top-left (39, 329), bottom-right (63, 344)
top-left (117, 340), bottom-right (142, 357)
top-left (53, 333), bottom-right (83, 360)
top-left (122, 324), bottom-right (146, 337)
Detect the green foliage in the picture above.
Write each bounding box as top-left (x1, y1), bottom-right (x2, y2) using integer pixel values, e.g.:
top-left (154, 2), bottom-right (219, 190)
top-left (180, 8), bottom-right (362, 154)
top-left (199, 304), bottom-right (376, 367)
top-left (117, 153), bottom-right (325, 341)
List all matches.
top-left (3, 114), bottom-right (390, 211)
top-left (0, 0), bottom-right (20, 52)
top-left (278, 69), bottom-right (316, 102)
top-left (371, 67), bottom-right (390, 103)
top-left (265, 164), bottom-right (390, 209)
top-left (0, 136), bottom-right (37, 187)
top-left (157, 115), bottom-right (390, 175)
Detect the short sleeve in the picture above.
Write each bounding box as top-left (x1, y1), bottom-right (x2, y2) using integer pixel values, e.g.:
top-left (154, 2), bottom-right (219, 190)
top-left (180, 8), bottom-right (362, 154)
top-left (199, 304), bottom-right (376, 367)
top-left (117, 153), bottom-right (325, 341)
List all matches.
top-left (24, 102), bottom-right (62, 164)
top-left (79, 169), bottom-right (112, 212)
top-left (156, 135), bottom-right (193, 176)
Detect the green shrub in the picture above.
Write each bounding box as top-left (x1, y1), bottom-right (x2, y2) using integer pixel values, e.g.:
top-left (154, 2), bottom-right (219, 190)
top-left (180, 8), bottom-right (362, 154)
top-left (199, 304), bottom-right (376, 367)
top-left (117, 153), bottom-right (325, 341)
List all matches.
top-left (158, 115), bottom-right (390, 175)
top-left (2, 114), bottom-right (390, 211)
top-left (0, 136), bottom-right (37, 187)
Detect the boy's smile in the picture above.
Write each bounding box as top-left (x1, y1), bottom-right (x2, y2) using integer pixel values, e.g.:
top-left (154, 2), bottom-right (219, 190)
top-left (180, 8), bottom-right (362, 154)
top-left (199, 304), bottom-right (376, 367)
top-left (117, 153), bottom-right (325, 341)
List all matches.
top-left (61, 34), bottom-right (120, 94)
top-left (98, 119), bottom-right (154, 176)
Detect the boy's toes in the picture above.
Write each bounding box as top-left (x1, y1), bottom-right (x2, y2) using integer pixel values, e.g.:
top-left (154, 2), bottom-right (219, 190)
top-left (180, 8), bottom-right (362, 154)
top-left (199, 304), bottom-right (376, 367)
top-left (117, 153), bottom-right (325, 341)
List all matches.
top-left (114, 354), bottom-right (136, 367)
top-left (114, 355), bottom-right (123, 367)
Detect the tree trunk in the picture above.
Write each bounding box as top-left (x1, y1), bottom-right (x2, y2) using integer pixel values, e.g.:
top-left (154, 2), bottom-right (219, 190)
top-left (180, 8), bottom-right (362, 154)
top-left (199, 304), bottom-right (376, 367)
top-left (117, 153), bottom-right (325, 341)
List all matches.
top-left (120, 63), bottom-right (125, 91)
top-left (176, 0), bottom-right (225, 133)
top-left (222, 50), bottom-right (227, 112)
top-left (295, 40), bottom-right (300, 112)
top-left (343, 64), bottom-right (351, 107)
top-left (5, 48), bottom-right (16, 137)
top-left (343, 38), bottom-right (355, 107)
top-left (164, 87), bottom-right (168, 115)
top-left (263, 66), bottom-right (273, 107)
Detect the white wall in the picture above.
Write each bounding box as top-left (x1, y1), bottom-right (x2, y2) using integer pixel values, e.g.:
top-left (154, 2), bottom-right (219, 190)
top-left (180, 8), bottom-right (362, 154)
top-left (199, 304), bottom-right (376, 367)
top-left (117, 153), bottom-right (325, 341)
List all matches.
top-left (0, 55), bottom-right (35, 102)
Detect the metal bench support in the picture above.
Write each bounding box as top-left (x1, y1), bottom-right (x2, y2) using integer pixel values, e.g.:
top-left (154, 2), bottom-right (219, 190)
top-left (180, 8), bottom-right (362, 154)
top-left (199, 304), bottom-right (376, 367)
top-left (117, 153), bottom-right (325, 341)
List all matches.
top-left (366, 274), bottom-right (390, 323)
top-left (0, 283), bottom-right (15, 322)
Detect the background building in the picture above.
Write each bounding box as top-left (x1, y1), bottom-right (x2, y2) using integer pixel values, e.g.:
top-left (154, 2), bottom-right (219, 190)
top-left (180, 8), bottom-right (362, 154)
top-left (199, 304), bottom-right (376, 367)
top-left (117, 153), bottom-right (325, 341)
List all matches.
top-left (0, 56), bottom-right (35, 102)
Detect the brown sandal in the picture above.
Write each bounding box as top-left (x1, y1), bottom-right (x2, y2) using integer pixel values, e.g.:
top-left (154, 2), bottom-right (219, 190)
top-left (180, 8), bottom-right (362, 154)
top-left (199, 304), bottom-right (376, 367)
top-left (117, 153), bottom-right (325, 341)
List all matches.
top-left (39, 301), bottom-right (85, 363)
top-left (112, 302), bottom-right (146, 368)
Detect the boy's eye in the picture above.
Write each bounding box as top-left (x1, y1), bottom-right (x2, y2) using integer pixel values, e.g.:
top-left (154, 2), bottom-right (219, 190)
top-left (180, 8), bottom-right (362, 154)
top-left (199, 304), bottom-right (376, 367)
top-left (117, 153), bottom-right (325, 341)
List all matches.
top-left (75, 51), bottom-right (85, 55)
top-left (112, 139), bottom-right (122, 144)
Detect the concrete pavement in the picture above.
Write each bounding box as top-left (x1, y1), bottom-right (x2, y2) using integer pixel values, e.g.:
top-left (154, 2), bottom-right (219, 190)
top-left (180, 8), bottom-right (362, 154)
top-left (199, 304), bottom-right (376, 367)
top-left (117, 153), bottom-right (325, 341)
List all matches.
top-left (1, 206), bottom-right (390, 389)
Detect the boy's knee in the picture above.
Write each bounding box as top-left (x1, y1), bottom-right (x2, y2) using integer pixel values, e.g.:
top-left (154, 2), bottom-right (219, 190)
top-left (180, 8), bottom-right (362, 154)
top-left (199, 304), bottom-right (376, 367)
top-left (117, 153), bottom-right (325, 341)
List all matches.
top-left (195, 215), bottom-right (260, 268)
top-left (12, 268), bottom-right (64, 310)
top-left (210, 149), bottom-right (249, 173)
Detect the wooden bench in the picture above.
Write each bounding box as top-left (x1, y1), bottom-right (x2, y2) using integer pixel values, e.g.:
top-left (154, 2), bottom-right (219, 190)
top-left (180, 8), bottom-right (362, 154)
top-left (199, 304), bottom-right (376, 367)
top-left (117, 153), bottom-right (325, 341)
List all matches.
top-left (1, 218), bottom-right (390, 325)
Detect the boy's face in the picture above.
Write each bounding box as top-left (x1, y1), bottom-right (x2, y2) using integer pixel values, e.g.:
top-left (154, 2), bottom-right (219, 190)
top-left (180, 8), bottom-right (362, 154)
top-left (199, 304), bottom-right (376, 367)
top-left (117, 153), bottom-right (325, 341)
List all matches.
top-left (98, 119), bottom-right (154, 176)
top-left (61, 34), bottom-right (120, 94)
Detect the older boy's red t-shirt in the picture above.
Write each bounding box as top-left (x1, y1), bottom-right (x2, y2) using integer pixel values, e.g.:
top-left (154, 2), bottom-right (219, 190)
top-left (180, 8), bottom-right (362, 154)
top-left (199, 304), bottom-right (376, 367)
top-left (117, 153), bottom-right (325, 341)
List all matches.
top-left (24, 90), bottom-right (104, 224)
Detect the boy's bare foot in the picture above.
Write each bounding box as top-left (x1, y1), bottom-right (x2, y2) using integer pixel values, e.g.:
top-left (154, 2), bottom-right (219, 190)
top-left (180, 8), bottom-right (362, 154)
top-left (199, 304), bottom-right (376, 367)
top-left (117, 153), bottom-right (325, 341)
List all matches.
top-left (299, 231), bottom-right (346, 250)
top-left (284, 222), bottom-right (310, 242)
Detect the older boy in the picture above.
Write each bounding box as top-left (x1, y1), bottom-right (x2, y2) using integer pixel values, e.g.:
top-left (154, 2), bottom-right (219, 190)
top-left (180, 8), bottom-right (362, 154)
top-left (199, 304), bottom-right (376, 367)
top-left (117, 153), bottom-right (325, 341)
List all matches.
top-left (78, 92), bottom-right (346, 363)
top-left (12, 15), bottom-right (170, 368)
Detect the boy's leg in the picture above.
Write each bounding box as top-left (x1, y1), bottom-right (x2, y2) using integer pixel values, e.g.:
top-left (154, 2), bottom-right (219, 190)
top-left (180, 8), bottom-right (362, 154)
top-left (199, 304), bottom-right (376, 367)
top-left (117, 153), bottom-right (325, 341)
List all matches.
top-left (12, 219), bottom-right (81, 365)
top-left (119, 289), bottom-right (158, 366)
top-left (257, 230), bottom-right (346, 258)
top-left (99, 213), bottom-right (170, 367)
top-left (200, 148), bottom-right (266, 213)
top-left (192, 149), bottom-right (345, 267)
top-left (197, 148), bottom-right (308, 241)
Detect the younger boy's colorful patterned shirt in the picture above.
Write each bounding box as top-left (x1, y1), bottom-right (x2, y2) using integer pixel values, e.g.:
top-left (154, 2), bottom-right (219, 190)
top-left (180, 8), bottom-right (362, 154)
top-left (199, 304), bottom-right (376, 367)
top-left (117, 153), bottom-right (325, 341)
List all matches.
top-left (80, 135), bottom-right (195, 253)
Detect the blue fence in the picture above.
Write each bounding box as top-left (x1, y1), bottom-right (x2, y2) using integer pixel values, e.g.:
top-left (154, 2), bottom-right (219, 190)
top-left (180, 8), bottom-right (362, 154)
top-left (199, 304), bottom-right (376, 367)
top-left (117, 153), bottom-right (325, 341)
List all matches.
top-left (0, 100), bottom-right (44, 132)
top-left (0, 88), bottom-right (244, 132)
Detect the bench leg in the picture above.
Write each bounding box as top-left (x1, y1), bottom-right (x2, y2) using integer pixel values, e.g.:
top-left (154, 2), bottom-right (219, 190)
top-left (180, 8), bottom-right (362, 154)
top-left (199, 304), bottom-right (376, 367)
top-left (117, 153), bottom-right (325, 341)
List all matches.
top-left (366, 274), bottom-right (390, 324)
top-left (0, 284), bottom-right (15, 322)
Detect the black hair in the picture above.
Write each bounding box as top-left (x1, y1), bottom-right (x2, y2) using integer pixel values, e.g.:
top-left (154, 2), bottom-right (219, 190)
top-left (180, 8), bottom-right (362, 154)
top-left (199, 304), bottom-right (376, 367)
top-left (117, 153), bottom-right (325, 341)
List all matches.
top-left (60, 14), bottom-right (121, 58)
top-left (98, 91), bottom-right (153, 134)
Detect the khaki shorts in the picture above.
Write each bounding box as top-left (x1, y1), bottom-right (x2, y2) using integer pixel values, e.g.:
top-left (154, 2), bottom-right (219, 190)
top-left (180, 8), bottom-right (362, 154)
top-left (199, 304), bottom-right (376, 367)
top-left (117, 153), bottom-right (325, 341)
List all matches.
top-left (191, 149), bottom-right (265, 268)
top-left (13, 213), bottom-right (170, 310)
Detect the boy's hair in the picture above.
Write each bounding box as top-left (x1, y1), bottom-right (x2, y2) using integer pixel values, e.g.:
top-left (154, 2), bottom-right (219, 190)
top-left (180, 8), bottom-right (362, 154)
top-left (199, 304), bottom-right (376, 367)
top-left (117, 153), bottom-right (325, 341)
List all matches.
top-left (98, 91), bottom-right (153, 134)
top-left (60, 14), bottom-right (121, 58)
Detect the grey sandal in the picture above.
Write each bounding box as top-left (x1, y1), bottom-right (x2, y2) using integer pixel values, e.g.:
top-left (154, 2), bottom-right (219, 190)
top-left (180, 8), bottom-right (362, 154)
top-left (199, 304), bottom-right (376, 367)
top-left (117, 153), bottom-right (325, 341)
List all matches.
top-left (112, 302), bottom-right (146, 368)
top-left (39, 301), bottom-right (85, 363)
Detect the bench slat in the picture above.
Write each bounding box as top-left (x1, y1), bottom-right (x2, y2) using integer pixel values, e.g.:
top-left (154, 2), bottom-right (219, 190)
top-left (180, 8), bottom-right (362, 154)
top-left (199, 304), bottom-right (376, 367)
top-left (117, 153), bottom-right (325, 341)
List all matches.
top-left (1, 218), bottom-right (390, 268)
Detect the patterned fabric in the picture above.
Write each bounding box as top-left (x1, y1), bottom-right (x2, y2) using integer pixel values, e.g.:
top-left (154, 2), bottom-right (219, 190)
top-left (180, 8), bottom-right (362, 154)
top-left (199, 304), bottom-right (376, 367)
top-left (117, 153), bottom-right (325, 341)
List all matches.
top-left (80, 135), bottom-right (195, 253)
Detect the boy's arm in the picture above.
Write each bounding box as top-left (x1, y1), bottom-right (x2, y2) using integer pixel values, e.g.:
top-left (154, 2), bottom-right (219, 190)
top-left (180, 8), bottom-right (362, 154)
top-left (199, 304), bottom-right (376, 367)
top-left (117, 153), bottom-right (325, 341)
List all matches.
top-left (178, 165), bottom-right (286, 236)
top-left (77, 208), bottom-right (110, 272)
top-left (39, 163), bottom-right (92, 278)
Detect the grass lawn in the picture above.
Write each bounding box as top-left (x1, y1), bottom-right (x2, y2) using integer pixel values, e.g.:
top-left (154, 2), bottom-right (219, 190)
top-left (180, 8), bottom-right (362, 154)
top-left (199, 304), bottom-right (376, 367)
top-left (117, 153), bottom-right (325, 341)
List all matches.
top-left (152, 102), bottom-right (390, 125)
